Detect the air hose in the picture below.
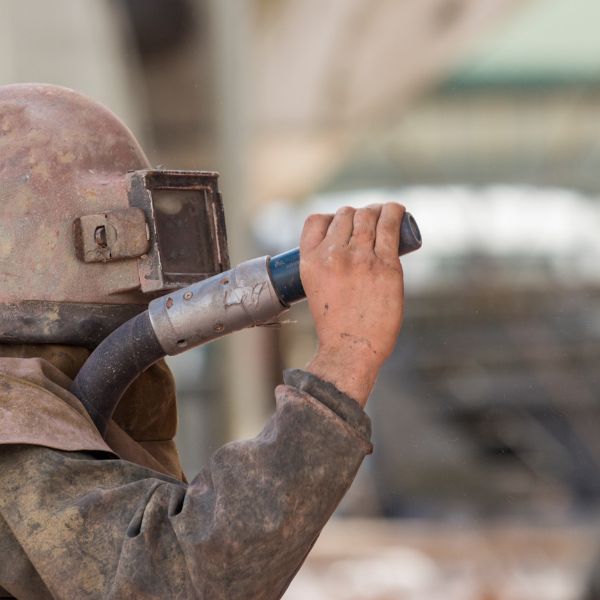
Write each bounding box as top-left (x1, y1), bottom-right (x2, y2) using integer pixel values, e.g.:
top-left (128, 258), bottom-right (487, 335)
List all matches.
top-left (72, 213), bottom-right (422, 436)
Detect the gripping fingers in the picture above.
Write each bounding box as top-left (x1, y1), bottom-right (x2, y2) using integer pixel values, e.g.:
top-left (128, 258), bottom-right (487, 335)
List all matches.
top-left (325, 206), bottom-right (355, 246)
top-left (300, 213), bottom-right (334, 252)
top-left (375, 203), bottom-right (405, 263)
top-left (350, 204), bottom-right (382, 250)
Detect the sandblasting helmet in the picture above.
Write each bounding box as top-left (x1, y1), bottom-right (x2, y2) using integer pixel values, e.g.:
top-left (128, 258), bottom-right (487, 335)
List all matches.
top-left (0, 83), bottom-right (228, 347)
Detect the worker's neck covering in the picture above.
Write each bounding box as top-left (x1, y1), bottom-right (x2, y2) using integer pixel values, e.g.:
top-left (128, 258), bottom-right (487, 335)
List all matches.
top-left (0, 344), bottom-right (184, 481)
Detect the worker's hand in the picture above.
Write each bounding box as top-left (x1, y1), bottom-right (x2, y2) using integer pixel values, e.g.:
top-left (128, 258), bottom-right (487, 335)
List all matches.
top-left (300, 203), bottom-right (405, 407)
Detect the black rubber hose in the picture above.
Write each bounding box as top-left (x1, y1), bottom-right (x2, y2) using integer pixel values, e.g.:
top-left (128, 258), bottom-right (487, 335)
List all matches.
top-left (71, 311), bottom-right (165, 437)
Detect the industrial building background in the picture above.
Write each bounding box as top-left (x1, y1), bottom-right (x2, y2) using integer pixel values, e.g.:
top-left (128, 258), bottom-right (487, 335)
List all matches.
top-left (3, 1), bottom-right (600, 597)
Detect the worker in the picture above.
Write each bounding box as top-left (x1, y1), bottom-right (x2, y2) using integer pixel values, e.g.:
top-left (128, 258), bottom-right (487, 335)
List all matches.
top-left (0, 83), bottom-right (405, 599)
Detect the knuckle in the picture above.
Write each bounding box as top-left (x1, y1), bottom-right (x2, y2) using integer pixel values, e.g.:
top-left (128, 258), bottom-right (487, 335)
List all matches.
top-left (352, 208), bottom-right (378, 237)
top-left (327, 247), bottom-right (350, 266)
top-left (353, 208), bottom-right (370, 223)
top-left (336, 205), bottom-right (354, 216)
top-left (304, 213), bottom-right (326, 226)
top-left (387, 202), bottom-right (405, 217)
top-left (329, 245), bottom-right (347, 258)
top-left (357, 206), bottom-right (377, 218)
top-left (388, 200), bottom-right (405, 209)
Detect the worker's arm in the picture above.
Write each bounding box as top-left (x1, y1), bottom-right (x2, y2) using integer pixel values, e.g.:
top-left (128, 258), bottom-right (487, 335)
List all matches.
top-left (0, 376), bottom-right (371, 599)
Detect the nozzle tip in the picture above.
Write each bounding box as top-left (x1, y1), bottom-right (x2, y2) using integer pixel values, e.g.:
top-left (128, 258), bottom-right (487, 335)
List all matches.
top-left (399, 212), bottom-right (422, 256)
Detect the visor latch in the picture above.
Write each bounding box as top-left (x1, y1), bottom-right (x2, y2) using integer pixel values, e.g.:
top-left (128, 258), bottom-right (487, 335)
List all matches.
top-left (73, 208), bottom-right (150, 263)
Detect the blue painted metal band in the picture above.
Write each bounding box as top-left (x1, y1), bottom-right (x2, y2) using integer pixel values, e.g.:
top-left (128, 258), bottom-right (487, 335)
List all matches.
top-left (268, 247), bottom-right (304, 305)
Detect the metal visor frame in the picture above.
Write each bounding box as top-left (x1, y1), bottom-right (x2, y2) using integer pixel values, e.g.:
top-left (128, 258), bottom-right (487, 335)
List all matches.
top-left (128, 169), bottom-right (230, 293)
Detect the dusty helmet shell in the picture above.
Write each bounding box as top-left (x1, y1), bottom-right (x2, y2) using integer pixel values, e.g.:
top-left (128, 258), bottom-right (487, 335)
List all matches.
top-left (0, 83), bottom-right (153, 346)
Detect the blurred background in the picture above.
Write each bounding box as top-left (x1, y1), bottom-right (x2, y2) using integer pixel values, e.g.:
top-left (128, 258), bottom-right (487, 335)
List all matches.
top-left (4, 0), bottom-right (600, 597)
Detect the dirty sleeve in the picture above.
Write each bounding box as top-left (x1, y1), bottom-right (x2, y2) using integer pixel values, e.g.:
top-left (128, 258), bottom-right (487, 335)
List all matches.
top-left (0, 373), bottom-right (372, 600)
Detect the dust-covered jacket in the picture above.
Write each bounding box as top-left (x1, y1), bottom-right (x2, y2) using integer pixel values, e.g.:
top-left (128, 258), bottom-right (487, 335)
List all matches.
top-left (0, 347), bottom-right (372, 599)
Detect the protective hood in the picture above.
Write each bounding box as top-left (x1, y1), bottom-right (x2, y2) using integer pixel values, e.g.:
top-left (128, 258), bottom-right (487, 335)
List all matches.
top-left (0, 345), bottom-right (184, 480)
